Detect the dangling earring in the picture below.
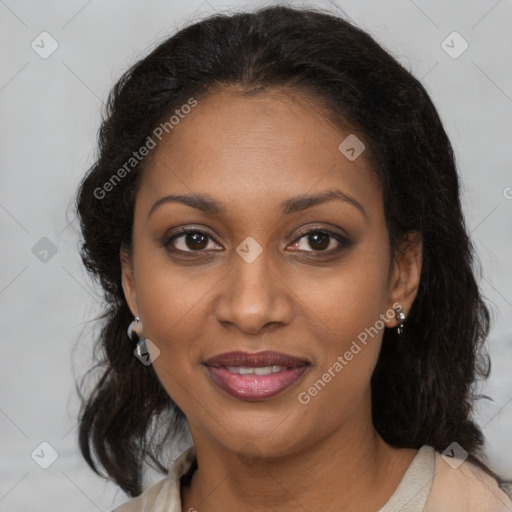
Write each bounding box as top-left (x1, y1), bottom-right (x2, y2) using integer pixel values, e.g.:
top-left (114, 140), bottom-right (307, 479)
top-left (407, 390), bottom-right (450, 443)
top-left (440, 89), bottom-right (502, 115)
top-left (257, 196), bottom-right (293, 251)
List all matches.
top-left (394, 304), bottom-right (406, 336)
top-left (127, 317), bottom-right (159, 365)
top-left (127, 316), bottom-right (143, 344)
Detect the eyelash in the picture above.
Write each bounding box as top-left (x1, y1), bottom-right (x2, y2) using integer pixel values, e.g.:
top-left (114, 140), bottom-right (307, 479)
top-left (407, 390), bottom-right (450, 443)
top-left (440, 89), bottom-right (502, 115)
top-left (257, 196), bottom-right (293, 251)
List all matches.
top-left (162, 226), bottom-right (351, 256)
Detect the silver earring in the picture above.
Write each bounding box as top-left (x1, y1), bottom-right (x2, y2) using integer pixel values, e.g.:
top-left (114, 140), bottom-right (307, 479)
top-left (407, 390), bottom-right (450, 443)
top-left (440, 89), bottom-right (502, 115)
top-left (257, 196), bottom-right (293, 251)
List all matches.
top-left (394, 305), bottom-right (406, 336)
top-left (127, 316), bottom-right (143, 343)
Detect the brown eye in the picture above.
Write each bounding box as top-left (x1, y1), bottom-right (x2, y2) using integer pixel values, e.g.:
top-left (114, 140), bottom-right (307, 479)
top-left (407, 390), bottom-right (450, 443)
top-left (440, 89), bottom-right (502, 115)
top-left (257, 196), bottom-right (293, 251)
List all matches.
top-left (289, 229), bottom-right (351, 255)
top-left (164, 229), bottom-right (222, 253)
top-left (307, 232), bottom-right (330, 251)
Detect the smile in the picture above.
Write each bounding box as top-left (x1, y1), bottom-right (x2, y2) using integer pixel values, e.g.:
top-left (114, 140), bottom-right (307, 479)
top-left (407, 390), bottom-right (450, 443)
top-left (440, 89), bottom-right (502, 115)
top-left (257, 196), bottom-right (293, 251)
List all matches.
top-left (203, 351), bottom-right (310, 400)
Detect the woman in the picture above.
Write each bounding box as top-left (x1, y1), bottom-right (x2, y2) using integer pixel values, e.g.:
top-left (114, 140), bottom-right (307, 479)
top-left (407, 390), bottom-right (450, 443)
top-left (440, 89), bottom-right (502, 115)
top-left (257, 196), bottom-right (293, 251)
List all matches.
top-left (75, 5), bottom-right (512, 511)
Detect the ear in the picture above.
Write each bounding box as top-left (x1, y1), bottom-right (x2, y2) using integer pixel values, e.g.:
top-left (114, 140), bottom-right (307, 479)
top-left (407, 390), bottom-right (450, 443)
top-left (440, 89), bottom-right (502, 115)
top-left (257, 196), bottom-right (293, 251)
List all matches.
top-left (386, 231), bottom-right (422, 327)
top-left (120, 246), bottom-right (139, 317)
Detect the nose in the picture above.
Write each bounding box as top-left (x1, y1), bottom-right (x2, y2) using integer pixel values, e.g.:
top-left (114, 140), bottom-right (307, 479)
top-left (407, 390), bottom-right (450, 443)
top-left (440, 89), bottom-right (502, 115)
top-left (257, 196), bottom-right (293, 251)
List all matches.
top-left (214, 245), bottom-right (294, 335)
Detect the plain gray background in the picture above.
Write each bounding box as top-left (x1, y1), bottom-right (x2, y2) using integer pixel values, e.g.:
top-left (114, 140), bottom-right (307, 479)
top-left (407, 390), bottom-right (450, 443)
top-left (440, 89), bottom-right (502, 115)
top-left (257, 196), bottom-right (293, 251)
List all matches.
top-left (1, 0), bottom-right (511, 510)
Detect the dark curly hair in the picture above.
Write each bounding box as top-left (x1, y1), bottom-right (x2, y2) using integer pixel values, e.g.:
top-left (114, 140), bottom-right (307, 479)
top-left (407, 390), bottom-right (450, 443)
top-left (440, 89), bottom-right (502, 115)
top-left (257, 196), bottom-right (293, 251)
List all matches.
top-left (75, 4), bottom-right (493, 498)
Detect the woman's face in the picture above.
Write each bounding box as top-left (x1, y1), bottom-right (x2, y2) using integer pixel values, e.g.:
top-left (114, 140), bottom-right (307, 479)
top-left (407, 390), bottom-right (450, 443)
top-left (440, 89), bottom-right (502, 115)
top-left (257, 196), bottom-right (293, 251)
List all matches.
top-left (121, 88), bottom-right (421, 458)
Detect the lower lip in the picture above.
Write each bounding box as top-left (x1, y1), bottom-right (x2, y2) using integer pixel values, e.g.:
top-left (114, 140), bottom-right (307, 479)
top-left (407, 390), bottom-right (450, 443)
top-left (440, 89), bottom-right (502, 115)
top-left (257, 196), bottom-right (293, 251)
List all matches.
top-left (205, 366), bottom-right (308, 400)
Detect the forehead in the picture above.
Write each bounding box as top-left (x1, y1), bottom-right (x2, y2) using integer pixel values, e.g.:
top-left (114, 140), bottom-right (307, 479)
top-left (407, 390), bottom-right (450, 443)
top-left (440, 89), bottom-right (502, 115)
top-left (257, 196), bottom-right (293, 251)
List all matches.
top-left (137, 88), bottom-right (382, 222)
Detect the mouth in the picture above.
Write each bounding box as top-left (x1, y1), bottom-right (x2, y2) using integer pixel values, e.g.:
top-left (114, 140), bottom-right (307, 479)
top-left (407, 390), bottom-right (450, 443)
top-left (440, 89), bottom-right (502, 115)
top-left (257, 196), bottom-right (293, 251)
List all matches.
top-left (203, 351), bottom-right (310, 401)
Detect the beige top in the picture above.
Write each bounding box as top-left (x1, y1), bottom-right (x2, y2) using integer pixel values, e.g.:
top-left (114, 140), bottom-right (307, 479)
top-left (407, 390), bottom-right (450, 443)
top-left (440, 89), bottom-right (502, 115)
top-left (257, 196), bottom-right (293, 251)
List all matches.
top-left (112, 445), bottom-right (512, 511)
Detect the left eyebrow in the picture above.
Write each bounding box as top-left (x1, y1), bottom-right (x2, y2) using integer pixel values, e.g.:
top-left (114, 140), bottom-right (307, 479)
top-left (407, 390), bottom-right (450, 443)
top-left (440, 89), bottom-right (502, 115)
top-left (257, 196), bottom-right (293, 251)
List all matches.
top-left (280, 189), bottom-right (367, 219)
top-left (147, 188), bottom-right (367, 220)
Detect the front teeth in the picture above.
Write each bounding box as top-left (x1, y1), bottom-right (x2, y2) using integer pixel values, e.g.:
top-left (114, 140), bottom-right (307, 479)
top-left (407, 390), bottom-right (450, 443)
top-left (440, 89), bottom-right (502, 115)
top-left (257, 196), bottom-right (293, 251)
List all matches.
top-left (226, 366), bottom-right (285, 375)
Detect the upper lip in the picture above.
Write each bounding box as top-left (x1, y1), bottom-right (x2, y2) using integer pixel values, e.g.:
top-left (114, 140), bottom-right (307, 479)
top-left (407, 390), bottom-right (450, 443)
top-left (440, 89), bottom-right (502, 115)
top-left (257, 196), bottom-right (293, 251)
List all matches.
top-left (203, 351), bottom-right (309, 368)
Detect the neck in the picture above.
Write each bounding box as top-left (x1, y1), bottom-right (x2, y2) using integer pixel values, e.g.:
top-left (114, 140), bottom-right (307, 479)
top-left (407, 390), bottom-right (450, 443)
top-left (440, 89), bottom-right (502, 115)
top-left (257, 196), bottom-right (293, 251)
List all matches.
top-left (181, 406), bottom-right (417, 511)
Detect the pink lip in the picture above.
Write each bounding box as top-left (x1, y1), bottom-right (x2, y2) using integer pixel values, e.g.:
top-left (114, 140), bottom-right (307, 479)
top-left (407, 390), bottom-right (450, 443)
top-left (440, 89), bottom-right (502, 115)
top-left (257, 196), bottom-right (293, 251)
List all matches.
top-left (203, 351), bottom-right (309, 401)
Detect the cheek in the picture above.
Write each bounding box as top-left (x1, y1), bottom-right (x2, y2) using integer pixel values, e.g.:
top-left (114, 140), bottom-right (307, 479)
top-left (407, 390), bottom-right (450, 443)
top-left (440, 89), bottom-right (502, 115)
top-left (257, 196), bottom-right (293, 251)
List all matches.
top-left (135, 269), bottom-right (211, 351)
top-left (131, 246), bottom-right (225, 408)
top-left (133, 235), bottom-right (220, 343)
top-left (293, 240), bottom-right (391, 401)
top-left (297, 242), bottom-right (391, 345)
